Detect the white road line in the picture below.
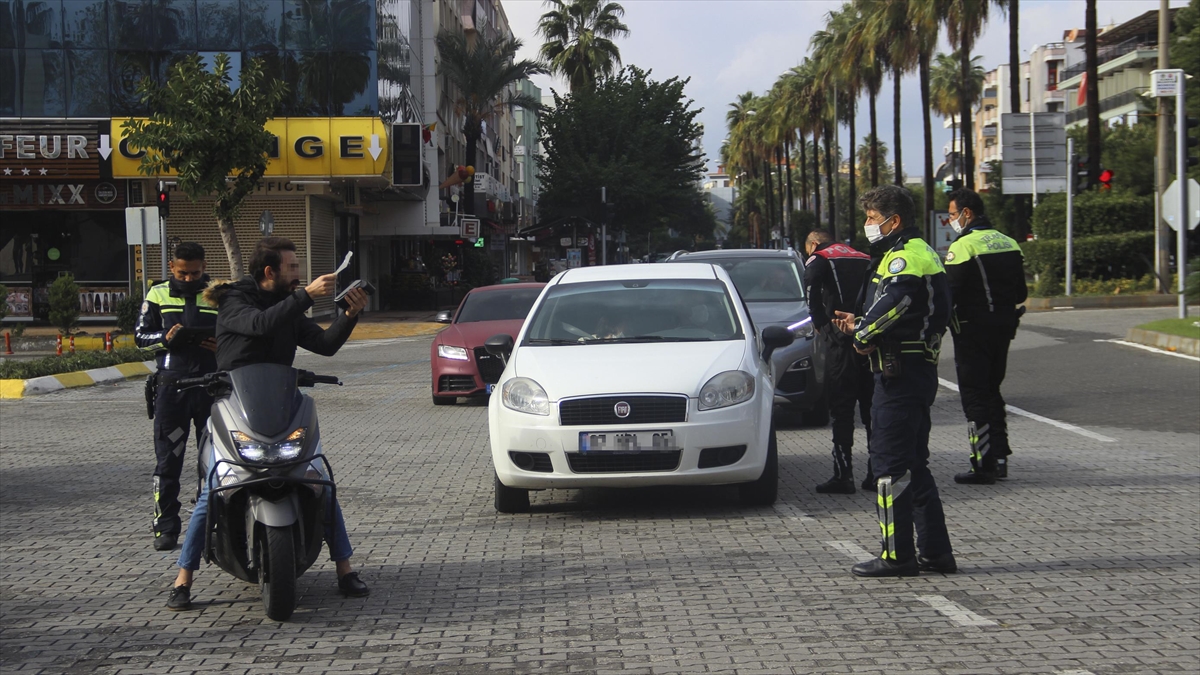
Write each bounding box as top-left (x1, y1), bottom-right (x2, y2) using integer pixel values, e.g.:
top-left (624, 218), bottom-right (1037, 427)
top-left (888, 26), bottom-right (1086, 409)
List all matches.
top-left (826, 540), bottom-right (874, 562)
top-left (938, 378), bottom-right (1116, 443)
top-left (1095, 338), bottom-right (1200, 362)
top-left (774, 502), bottom-right (815, 522)
top-left (1056, 670), bottom-right (1097, 675)
top-left (915, 594), bottom-right (998, 628)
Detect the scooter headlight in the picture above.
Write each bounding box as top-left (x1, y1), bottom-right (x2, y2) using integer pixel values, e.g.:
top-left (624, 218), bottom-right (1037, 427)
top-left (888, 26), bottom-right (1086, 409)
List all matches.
top-left (232, 428), bottom-right (307, 464)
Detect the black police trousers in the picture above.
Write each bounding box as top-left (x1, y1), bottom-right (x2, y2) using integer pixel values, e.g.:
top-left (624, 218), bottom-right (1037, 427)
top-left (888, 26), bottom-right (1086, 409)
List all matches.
top-left (952, 324), bottom-right (1013, 465)
top-left (822, 329), bottom-right (874, 448)
top-left (152, 372), bottom-right (214, 537)
top-left (868, 357), bottom-right (952, 562)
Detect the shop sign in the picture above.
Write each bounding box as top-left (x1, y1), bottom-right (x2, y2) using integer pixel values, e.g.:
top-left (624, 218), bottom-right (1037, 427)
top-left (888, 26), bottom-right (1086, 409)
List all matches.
top-left (0, 120), bottom-right (113, 181)
top-left (111, 117), bottom-right (389, 179)
top-left (3, 287), bottom-right (32, 317)
top-left (0, 180), bottom-right (127, 210)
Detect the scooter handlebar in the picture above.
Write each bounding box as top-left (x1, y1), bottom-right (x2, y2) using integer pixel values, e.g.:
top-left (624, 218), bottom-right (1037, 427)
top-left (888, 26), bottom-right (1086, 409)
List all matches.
top-left (297, 370), bottom-right (342, 387)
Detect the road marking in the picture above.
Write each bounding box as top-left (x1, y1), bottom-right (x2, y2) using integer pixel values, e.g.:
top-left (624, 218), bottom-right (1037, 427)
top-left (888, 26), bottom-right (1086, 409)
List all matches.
top-left (915, 595), bottom-right (998, 628)
top-left (1095, 338), bottom-right (1200, 362)
top-left (1056, 670), bottom-right (1097, 675)
top-left (826, 540), bottom-right (874, 562)
top-left (774, 502), bottom-right (815, 522)
top-left (938, 378), bottom-right (1116, 443)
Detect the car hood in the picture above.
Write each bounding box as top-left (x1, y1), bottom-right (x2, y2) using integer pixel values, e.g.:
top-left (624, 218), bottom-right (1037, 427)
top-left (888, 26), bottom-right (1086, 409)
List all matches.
top-left (746, 301), bottom-right (809, 326)
top-left (513, 341), bottom-right (748, 400)
top-left (439, 320), bottom-right (526, 348)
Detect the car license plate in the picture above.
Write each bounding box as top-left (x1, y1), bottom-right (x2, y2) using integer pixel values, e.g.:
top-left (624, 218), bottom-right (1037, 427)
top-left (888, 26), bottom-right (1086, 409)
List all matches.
top-left (578, 430), bottom-right (676, 452)
top-left (485, 384), bottom-right (495, 394)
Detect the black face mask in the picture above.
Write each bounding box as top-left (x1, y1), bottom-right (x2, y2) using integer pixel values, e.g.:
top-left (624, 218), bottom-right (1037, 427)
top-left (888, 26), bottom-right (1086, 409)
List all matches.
top-left (169, 275), bottom-right (208, 296)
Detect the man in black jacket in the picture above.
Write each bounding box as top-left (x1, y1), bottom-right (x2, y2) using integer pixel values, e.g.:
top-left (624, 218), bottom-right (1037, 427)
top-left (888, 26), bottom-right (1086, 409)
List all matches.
top-left (165, 237), bottom-right (370, 611)
top-left (944, 189), bottom-right (1027, 485)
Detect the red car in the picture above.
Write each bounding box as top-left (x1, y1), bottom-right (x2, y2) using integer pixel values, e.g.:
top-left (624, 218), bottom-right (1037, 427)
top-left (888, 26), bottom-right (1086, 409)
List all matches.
top-left (430, 282), bottom-right (546, 405)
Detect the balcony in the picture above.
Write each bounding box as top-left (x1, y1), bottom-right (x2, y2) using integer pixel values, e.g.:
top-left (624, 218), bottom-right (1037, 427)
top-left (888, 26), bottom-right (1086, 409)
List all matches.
top-left (1066, 87), bottom-right (1149, 123)
top-left (1062, 37), bottom-right (1156, 80)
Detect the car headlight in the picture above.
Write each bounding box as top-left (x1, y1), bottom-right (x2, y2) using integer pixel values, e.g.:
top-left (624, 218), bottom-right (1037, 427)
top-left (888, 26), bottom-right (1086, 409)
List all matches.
top-left (232, 428), bottom-right (306, 464)
top-left (699, 371), bottom-right (755, 410)
top-left (437, 344), bottom-right (470, 361)
top-left (788, 316), bottom-right (814, 339)
top-left (501, 377), bottom-right (550, 416)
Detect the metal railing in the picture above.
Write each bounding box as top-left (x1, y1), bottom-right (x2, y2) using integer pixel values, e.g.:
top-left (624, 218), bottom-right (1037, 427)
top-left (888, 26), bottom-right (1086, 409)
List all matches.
top-left (1062, 37), bottom-right (1157, 80)
top-left (1065, 87), bottom-right (1149, 123)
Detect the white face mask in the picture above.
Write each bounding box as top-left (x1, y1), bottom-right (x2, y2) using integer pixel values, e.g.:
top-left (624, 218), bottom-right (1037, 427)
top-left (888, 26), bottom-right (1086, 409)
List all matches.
top-left (950, 212), bottom-right (966, 234)
top-left (864, 217), bottom-right (889, 243)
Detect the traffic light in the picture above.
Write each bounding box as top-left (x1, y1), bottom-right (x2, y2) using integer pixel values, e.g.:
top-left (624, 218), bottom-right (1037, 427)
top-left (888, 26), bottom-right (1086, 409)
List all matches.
top-left (474, 237), bottom-right (485, 248)
top-left (1098, 168), bottom-right (1113, 191)
top-left (1074, 156), bottom-right (1090, 194)
top-left (157, 188), bottom-right (170, 218)
top-left (1186, 117), bottom-right (1200, 169)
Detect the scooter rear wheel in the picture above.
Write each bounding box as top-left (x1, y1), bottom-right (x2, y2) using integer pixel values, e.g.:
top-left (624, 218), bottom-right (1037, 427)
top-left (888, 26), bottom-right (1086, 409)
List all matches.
top-left (260, 525), bottom-right (297, 621)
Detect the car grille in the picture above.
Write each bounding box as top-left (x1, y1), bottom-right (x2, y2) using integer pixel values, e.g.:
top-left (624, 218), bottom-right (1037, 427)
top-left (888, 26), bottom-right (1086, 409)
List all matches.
top-left (777, 370), bottom-right (807, 394)
top-left (566, 451), bottom-right (681, 473)
top-left (559, 395), bottom-right (688, 426)
top-left (438, 375), bottom-right (476, 393)
top-left (473, 347), bottom-right (505, 384)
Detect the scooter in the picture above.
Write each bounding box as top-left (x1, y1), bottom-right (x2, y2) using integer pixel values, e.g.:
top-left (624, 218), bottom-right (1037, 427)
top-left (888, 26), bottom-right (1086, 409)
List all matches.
top-left (175, 363), bottom-right (341, 621)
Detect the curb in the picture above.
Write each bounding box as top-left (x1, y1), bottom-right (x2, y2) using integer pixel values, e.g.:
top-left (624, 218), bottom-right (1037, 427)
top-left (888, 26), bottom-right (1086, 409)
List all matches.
top-left (1125, 328), bottom-right (1200, 357)
top-left (1024, 294), bottom-right (1180, 311)
top-left (3, 334), bottom-right (138, 354)
top-left (0, 360), bottom-right (155, 400)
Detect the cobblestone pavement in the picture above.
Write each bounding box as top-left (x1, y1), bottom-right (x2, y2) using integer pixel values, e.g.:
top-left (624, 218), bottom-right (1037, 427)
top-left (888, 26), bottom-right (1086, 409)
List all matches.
top-left (2, 326), bottom-right (1198, 674)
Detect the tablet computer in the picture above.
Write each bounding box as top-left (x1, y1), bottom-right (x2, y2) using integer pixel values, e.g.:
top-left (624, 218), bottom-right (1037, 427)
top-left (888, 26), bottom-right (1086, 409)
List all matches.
top-left (169, 326), bottom-right (215, 347)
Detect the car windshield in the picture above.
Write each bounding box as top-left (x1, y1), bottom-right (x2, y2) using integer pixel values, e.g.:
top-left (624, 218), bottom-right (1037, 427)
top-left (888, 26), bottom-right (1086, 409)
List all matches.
top-left (524, 279), bottom-right (743, 344)
top-left (456, 288), bottom-right (542, 323)
top-left (700, 258), bottom-right (804, 302)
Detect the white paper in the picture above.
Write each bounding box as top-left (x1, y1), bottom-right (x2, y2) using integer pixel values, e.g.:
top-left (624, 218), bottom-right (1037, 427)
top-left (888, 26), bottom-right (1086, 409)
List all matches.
top-left (335, 251), bottom-right (353, 275)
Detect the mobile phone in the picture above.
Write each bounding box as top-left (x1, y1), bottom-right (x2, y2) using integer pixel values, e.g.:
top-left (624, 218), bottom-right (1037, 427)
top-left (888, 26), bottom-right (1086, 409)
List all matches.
top-left (334, 279), bottom-right (376, 309)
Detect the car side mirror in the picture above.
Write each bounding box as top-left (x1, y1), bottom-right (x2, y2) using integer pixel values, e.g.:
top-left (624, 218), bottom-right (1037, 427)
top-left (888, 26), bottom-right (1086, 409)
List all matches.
top-left (761, 325), bottom-right (795, 362)
top-left (485, 334), bottom-right (515, 361)
top-left (435, 310), bottom-right (453, 324)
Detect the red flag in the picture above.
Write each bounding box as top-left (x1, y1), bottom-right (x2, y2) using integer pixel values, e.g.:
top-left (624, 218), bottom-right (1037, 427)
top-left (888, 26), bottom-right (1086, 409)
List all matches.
top-left (1076, 72), bottom-right (1087, 107)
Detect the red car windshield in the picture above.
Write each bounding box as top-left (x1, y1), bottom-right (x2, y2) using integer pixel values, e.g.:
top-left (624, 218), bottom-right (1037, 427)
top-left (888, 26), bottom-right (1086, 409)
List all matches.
top-left (455, 288), bottom-right (542, 323)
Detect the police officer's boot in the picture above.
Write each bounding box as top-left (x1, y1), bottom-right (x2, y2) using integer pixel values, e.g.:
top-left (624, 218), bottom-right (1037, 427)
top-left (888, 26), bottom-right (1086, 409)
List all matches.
top-left (815, 444), bottom-right (855, 494)
top-left (995, 456), bottom-right (1008, 479)
top-left (954, 421), bottom-right (997, 485)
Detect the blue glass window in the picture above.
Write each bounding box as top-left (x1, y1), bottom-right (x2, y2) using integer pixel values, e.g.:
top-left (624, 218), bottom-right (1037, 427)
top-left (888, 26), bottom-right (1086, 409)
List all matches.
top-left (330, 49), bottom-right (374, 115)
top-left (283, 0), bottom-right (327, 50)
top-left (288, 49), bottom-right (328, 115)
top-left (109, 49), bottom-right (153, 113)
top-left (156, 0), bottom-right (196, 50)
top-left (329, 0), bottom-right (371, 50)
top-left (16, 48), bottom-right (67, 115)
top-left (242, 0), bottom-right (282, 51)
top-left (16, 0), bottom-right (63, 48)
top-left (0, 49), bottom-right (17, 113)
top-left (110, 0), bottom-right (150, 49)
top-left (66, 47), bottom-right (109, 114)
top-left (195, 0), bottom-right (237, 50)
top-left (62, 0), bottom-right (108, 49)
top-left (0, 2), bottom-right (18, 50)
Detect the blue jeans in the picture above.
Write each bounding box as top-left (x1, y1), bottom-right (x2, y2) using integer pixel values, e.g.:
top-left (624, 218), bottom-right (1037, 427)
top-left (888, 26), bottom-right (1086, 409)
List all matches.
top-left (177, 460), bottom-right (353, 571)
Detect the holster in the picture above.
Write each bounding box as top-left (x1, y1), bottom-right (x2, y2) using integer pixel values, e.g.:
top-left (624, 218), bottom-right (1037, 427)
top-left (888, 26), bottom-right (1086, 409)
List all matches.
top-left (144, 372), bottom-right (157, 420)
top-left (868, 342), bottom-right (902, 379)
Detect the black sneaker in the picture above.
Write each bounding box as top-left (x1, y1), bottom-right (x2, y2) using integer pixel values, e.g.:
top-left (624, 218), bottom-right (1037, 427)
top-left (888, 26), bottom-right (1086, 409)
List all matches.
top-left (153, 533), bottom-right (178, 551)
top-left (815, 477), bottom-right (856, 494)
top-left (166, 585), bottom-right (192, 611)
top-left (338, 572), bottom-right (370, 598)
top-left (917, 552), bottom-right (958, 573)
top-left (954, 469), bottom-right (996, 485)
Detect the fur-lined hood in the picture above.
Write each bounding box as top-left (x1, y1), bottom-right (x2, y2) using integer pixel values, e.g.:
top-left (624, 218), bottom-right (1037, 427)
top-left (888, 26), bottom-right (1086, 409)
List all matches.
top-left (203, 276), bottom-right (256, 308)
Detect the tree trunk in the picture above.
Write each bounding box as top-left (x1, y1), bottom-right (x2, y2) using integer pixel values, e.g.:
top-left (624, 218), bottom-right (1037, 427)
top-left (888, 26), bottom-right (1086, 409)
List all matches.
top-left (824, 123), bottom-right (836, 239)
top-left (951, 117), bottom-right (958, 183)
top-left (784, 139), bottom-right (795, 242)
top-left (960, 38), bottom-right (975, 190)
top-left (763, 158), bottom-right (774, 247)
top-left (800, 133), bottom-right (809, 212)
top-left (776, 145), bottom-right (788, 242)
top-left (1085, 0), bottom-right (1102, 186)
top-left (216, 216), bottom-right (245, 279)
top-left (848, 102), bottom-right (858, 232)
top-left (869, 89), bottom-right (879, 187)
top-left (813, 134), bottom-right (822, 225)
top-left (464, 131), bottom-right (478, 215)
top-left (893, 65), bottom-right (903, 186)
top-left (1009, 0), bottom-right (1021, 115)
top-left (920, 51), bottom-right (935, 240)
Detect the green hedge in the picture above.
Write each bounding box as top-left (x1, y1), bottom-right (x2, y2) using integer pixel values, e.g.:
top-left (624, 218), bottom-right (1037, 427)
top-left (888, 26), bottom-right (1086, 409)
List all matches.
top-left (1031, 191), bottom-right (1154, 239)
top-left (0, 348), bottom-right (149, 380)
top-left (1021, 231), bottom-right (1156, 281)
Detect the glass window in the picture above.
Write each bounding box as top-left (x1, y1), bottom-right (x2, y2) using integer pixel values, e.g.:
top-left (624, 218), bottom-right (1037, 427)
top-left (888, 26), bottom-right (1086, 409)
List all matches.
top-left (288, 49), bottom-right (328, 115)
top-left (0, 49), bottom-right (17, 113)
top-left (110, 0), bottom-right (150, 48)
top-left (155, 0), bottom-right (196, 50)
top-left (66, 47), bottom-right (108, 114)
top-left (703, 258), bottom-right (805, 302)
top-left (109, 49), bottom-right (153, 114)
top-left (62, 0), bottom-right (108, 49)
top-left (456, 287), bottom-right (541, 323)
top-left (242, 0), bottom-right (281, 49)
top-left (328, 0), bottom-right (371, 50)
top-left (195, 0), bottom-right (237, 50)
top-left (0, 2), bottom-right (18, 50)
top-left (329, 49), bottom-right (374, 115)
top-left (197, 50), bottom-right (239, 89)
top-left (18, 0), bottom-right (63, 48)
top-left (282, 0), bottom-right (327, 50)
top-left (245, 47), bottom-right (287, 114)
top-left (18, 48), bottom-right (67, 115)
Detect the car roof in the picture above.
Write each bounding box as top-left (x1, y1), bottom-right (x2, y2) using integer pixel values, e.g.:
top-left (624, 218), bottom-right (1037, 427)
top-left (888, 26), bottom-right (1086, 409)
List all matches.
top-left (555, 263), bottom-right (718, 284)
top-left (671, 249), bottom-right (799, 260)
top-left (467, 282), bottom-right (546, 293)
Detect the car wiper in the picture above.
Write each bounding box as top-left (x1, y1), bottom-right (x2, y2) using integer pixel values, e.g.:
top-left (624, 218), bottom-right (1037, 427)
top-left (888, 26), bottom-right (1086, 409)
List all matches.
top-left (524, 338), bottom-right (580, 345)
top-left (584, 335), bottom-right (665, 343)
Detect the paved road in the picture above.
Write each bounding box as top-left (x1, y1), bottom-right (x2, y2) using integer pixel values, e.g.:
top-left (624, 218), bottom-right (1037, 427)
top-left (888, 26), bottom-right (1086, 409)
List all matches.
top-left (1, 313), bottom-right (1198, 674)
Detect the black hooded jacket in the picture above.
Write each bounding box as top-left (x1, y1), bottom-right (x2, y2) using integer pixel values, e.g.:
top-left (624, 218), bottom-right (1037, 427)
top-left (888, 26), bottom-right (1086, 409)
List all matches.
top-left (205, 277), bottom-right (358, 371)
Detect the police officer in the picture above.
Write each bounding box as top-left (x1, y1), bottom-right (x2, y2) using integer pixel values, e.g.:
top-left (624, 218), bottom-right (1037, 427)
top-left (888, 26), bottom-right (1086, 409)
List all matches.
top-left (135, 242), bottom-right (217, 551)
top-left (803, 230), bottom-right (874, 494)
top-left (944, 189), bottom-right (1027, 485)
top-left (832, 185), bottom-right (956, 577)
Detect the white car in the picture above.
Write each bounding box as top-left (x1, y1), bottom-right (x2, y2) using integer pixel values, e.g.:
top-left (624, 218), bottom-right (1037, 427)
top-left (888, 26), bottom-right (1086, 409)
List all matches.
top-left (485, 263), bottom-right (794, 513)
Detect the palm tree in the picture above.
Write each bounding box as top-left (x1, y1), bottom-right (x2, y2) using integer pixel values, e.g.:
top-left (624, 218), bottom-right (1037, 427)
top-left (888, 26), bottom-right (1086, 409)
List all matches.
top-left (863, 0), bottom-right (920, 187)
top-left (537, 0), bottom-right (630, 92)
top-left (909, 0), bottom-right (945, 235)
top-left (812, 5), bottom-right (864, 240)
top-left (436, 28), bottom-right (546, 215)
top-left (946, 0), bottom-right (988, 189)
top-left (1085, 0), bottom-right (1101, 186)
top-left (856, 135), bottom-right (893, 193)
top-left (846, 0), bottom-right (885, 187)
top-left (931, 51), bottom-right (985, 184)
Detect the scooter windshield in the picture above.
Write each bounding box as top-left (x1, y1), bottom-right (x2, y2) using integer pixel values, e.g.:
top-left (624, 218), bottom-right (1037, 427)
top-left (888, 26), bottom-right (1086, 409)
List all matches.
top-left (227, 364), bottom-right (302, 437)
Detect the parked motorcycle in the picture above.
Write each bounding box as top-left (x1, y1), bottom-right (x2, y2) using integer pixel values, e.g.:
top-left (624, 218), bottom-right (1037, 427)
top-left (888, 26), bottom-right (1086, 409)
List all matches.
top-left (175, 363), bottom-right (341, 621)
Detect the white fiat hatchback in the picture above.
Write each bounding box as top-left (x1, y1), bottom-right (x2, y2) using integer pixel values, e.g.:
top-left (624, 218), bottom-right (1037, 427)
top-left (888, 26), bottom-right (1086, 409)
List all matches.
top-left (484, 263), bottom-right (794, 513)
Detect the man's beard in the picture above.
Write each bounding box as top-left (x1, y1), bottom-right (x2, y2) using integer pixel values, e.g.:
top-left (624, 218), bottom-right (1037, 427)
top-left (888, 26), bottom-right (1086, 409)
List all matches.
top-left (272, 278), bottom-right (300, 296)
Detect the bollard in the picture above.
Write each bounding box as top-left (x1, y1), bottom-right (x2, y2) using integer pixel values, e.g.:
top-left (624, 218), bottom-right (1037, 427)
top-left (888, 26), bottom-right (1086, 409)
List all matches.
top-left (69, 335), bottom-right (76, 354)
top-left (56, 334), bottom-right (63, 356)
top-left (3, 332), bottom-right (12, 355)
top-left (105, 332), bottom-right (113, 352)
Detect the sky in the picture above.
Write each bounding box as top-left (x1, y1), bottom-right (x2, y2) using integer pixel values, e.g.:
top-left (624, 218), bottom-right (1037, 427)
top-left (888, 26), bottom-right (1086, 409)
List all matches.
top-left (499, 0), bottom-right (1189, 177)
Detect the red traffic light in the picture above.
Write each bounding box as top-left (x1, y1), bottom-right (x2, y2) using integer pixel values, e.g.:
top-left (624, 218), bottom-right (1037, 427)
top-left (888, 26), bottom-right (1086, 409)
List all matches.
top-left (1098, 168), bottom-right (1113, 190)
top-left (156, 188), bottom-right (170, 217)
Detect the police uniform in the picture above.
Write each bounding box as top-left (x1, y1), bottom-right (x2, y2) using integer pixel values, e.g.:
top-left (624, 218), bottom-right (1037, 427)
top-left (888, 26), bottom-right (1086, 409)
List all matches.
top-left (803, 242), bottom-right (874, 493)
top-left (945, 216), bottom-right (1027, 483)
top-left (134, 277), bottom-right (218, 548)
top-left (851, 226), bottom-right (954, 575)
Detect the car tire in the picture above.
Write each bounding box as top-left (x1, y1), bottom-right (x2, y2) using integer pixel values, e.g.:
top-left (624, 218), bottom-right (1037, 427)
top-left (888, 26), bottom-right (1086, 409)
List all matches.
top-left (432, 393), bottom-right (456, 406)
top-left (494, 473), bottom-right (530, 513)
top-left (738, 427), bottom-right (778, 507)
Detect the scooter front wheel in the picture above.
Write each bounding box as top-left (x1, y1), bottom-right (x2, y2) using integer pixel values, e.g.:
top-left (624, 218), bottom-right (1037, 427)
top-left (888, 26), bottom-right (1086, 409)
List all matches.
top-left (260, 525), bottom-right (297, 621)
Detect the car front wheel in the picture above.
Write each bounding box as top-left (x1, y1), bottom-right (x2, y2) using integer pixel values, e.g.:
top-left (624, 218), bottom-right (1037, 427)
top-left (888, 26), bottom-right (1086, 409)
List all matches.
top-left (738, 427), bottom-right (778, 507)
top-left (494, 473), bottom-right (530, 513)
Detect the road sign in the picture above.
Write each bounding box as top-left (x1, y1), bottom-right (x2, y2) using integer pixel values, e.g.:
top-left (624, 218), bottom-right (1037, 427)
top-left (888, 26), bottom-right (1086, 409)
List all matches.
top-left (1161, 179), bottom-right (1200, 231)
top-left (124, 206), bottom-right (161, 245)
top-left (1000, 112), bottom-right (1068, 195)
top-left (461, 217), bottom-right (480, 239)
top-left (1151, 69), bottom-right (1183, 98)
top-left (930, 211), bottom-right (955, 257)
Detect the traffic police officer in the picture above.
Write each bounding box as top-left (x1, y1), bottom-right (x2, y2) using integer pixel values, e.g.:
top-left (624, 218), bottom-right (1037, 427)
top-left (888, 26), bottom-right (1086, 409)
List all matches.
top-left (803, 229), bottom-right (874, 493)
top-left (944, 189), bottom-right (1027, 485)
top-left (832, 185), bottom-right (956, 577)
top-left (135, 242), bottom-right (218, 551)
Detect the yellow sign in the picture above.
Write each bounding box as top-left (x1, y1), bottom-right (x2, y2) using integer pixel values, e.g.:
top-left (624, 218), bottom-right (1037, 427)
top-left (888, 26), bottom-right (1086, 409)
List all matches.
top-left (134, 245), bottom-right (143, 281)
top-left (111, 117), bottom-right (390, 179)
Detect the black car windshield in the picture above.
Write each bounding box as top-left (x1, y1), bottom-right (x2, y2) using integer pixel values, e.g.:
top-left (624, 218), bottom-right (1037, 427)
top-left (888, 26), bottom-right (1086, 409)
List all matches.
top-left (524, 279), bottom-right (743, 344)
top-left (456, 287), bottom-right (542, 323)
top-left (700, 258), bottom-right (804, 302)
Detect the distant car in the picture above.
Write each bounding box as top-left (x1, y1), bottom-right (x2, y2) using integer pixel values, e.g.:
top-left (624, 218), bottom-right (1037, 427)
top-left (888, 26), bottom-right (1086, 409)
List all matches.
top-left (430, 283), bottom-right (545, 405)
top-left (667, 248), bottom-right (827, 425)
top-left (485, 263), bottom-right (794, 513)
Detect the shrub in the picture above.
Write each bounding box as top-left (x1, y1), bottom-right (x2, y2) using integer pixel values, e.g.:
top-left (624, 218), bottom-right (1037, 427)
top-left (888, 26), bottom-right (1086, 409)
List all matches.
top-left (1031, 266), bottom-right (1063, 298)
top-left (1031, 191), bottom-right (1153, 240)
top-left (48, 274), bottom-right (80, 335)
top-left (1187, 257), bottom-right (1200, 302)
top-left (114, 289), bottom-right (143, 334)
top-left (0, 348), bottom-right (149, 380)
top-left (1021, 231), bottom-right (1156, 281)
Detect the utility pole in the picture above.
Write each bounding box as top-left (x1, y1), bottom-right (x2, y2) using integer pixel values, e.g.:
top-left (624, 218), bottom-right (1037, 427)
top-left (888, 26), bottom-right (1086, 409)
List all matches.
top-left (1156, 0), bottom-right (1172, 292)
